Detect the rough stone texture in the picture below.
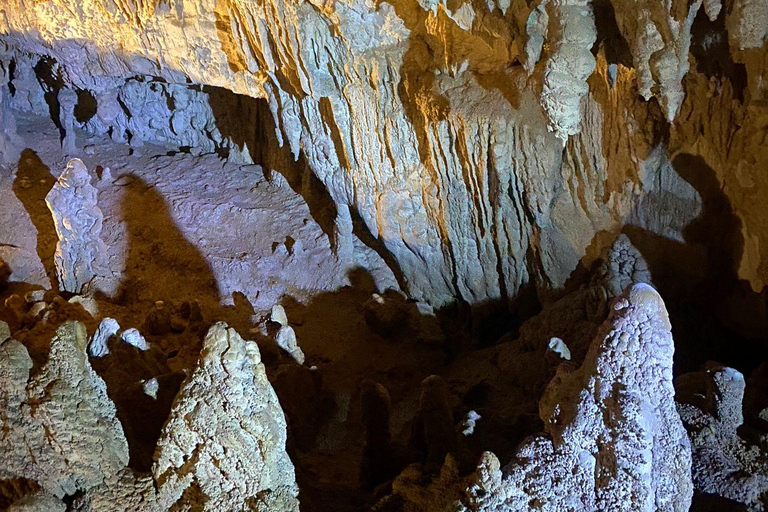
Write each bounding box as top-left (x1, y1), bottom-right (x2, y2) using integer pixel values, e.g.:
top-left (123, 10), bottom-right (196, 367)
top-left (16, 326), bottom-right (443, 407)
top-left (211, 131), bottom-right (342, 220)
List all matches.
top-left (541, 0), bottom-right (597, 140)
top-left (4, 0), bottom-right (766, 311)
top-left (70, 469), bottom-right (159, 512)
top-left (275, 325), bottom-right (306, 364)
top-left (499, 233), bottom-right (652, 379)
top-left (384, 284), bottom-right (692, 512)
top-left (0, 321), bottom-right (129, 498)
top-left (89, 317), bottom-right (121, 357)
top-left (677, 363), bottom-right (768, 510)
top-left (45, 158), bottom-right (107, 294)
top-left (6, 490), bottom-right (66, 512)
top-left (153, 322), bottom-right (300, 512)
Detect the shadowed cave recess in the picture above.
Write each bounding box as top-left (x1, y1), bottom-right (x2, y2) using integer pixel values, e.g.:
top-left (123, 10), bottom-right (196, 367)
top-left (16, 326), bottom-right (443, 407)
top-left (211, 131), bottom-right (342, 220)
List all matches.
top-left (1, 0), bottom-right (768, 511)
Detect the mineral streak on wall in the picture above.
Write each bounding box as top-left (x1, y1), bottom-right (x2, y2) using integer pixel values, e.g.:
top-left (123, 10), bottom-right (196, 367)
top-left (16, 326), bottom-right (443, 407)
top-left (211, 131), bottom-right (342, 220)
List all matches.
top-left (1, 0), bottom-right (767, 307)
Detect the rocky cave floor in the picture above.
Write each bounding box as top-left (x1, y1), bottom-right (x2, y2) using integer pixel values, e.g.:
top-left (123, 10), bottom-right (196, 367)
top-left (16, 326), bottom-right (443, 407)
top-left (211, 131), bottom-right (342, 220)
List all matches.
top-left (2, 112), bottom-right (768, 512)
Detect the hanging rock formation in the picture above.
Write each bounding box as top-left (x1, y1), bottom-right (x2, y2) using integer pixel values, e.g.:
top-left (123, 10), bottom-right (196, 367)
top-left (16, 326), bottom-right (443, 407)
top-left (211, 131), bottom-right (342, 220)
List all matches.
top-left (0, 0), bottom-right (765, 311)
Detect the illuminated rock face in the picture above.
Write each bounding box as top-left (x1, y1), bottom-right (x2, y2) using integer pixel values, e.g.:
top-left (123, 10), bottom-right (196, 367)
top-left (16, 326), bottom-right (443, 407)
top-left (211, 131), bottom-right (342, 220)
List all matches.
top-left (45, 158), bottom-right (107, 294)
top-left (1, 0), bottom-right (767, 309)
top-left (0, 321), bottom-right (300, 512)
top-left (382, 284), bottom-right (693, 512)
top-left (0, 321), bottom-right (129, 498)
top-left (153, 323), bottom-right (300, 512)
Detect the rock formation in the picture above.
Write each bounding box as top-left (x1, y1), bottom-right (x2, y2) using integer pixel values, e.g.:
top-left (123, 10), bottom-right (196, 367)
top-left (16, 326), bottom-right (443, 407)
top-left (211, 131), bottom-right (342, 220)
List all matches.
top-left (382, 284), bottom-right (692, 511)
top-left (1, 0), bottom-right (765, 310)
top-left (0, 318), bottom-right (302, 511)
top-left (0, 321), bottom-right (129, 498)
top-left (45, 158), bottom-right (107, 294)
top-left (153, 322), bottom-right (300, 511)
top-left (58, 88), bottom-right (78, 155)
top-left (677, 363), bottom-right (768, 510)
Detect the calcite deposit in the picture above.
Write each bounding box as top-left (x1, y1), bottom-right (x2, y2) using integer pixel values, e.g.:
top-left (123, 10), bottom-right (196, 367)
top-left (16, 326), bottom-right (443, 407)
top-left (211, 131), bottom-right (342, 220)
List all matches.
top-left (380, 284), bottom-right (692, 511)
top-left (0, 0), bottom-right (765, 310)
top-left (0, 321), bottom-right (129, 498)
top-left (0, 0), bottom-right (768, 509)
top-left (153, 323), bottom-right (300, 512)
top-left (677, 364), bottom-right (768, 510)
top-left (45, 158), bottom-right (107, 294)
top-left (0, 320), bottom-right (301, 511)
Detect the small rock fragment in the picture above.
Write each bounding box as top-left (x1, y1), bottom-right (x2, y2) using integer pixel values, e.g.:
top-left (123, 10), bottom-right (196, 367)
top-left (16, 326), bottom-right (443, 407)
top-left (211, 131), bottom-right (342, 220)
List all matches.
top-left (120, 328), bottom-right (149, 351)
top-left (546, 336), bottom-right (571, 361)
top-left (275, 325), bottom-right (305, 364)
top-left (89, 317), bottom-right (121, 357)
top-left (459, 410), bottom-right (481, 436)
top-left (142, 378), bottom-right (159, 400)
top-left (271, 304), bottom-right (289, 326)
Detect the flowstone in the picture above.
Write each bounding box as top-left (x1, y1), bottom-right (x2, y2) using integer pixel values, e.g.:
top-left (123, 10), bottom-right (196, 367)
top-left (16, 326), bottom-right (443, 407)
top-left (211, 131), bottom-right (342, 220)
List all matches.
top-left (45, 159), bottom-right (107, 294)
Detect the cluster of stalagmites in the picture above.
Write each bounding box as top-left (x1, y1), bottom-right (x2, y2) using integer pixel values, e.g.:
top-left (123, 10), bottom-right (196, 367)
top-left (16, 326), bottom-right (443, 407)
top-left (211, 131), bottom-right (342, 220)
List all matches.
top-left (0, 317), bottom-right (300, 511)
top-left (3, 235), bottom-right (768, 510)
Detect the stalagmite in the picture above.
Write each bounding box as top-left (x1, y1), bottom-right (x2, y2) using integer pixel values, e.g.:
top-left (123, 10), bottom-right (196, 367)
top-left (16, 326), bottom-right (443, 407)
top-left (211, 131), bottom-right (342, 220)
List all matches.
top-left (153, 323), bottom-right (300, 511)
top-left (383, 284), bottom-right (692, 511)
top-left (58, 88), bottom-right (78, 156)
top-left (677, 364), bottom-right (768, 510)
top-left (0, 322), bottom-right (129, 498)
top-left (45, 159), bottom-right (107, 294)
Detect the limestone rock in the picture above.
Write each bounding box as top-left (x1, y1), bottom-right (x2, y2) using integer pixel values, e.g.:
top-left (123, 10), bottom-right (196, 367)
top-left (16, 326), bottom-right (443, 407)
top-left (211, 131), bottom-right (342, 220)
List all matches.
top-left (677, 364), bottom-right (768, 510)
top-left (0, 322), bottom-right (129, 497)
top-left (0, 0), bottom-right (744, 310)
top-left (541, 0), bottom-right (597, 140)
top-left (70, 469), bottom-right (159, 512)
top-left (7, 491), bottom-right (66, 512)
top-left (153, 322), bottom-right (300, 512)
top-left (89, 317), bottom-right (121, 357)
top-left (612, 0), bottom-right (718, 120)
top-left (275, 325), bottom-right (305, 364)
top-left (503, 233), bottom-right (653, 376)
top-left (120, 328), bottom-right (149, 351)
top-left (271, 304), bottom-right (289, 327)
top-left (384, 284), bottom-right (692, 512)
top-left (59, 88), bottom-right (78, 155)
top-left (45, 159), bottom-right (107, 294)
top-left (497, 284), bottom-right (691, 511)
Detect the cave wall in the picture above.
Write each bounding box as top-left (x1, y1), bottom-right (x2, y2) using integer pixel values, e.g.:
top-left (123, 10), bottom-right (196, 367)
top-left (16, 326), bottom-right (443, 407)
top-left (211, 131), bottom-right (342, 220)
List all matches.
top-left (1, 0), bottom-right (767, 311)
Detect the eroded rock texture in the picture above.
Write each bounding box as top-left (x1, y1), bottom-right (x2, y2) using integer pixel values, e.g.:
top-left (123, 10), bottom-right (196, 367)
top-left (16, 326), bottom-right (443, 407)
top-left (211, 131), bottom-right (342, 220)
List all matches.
top-left (383, 284), bottom-right (691, 511)
top-left (45, 158), bottom-right (107, 294)
top-left (153, 322), bottom-right (300, 512)
top-left (1, 0), bottom-right (766, 312)
top-left (0, 321), bottom-right (129, 497)
top-left (677, 364), bottom-right (768, 510)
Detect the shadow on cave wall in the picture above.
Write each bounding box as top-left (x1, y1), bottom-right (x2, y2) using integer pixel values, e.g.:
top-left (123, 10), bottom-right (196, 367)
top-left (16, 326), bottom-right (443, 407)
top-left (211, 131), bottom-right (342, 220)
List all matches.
top-left (114, 175), bottom-right (221, 307)
top-left (625, 153), bottom-right (768, 374)
top-left (12, 149), bottom-right (58, 290)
